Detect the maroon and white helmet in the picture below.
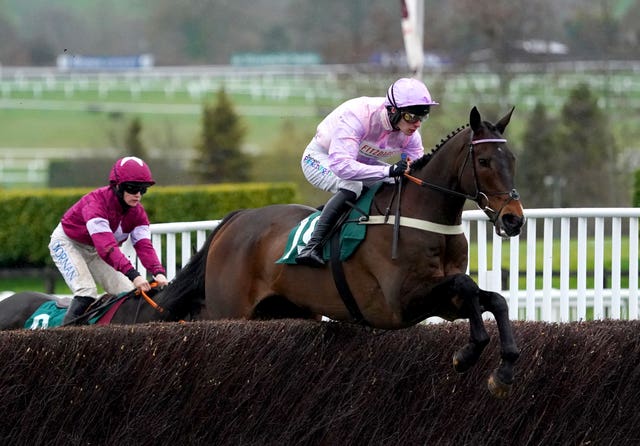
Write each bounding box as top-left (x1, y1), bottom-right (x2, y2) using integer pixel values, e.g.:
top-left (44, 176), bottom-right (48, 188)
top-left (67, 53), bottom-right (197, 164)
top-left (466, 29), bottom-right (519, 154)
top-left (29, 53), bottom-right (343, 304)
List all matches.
top-left (109, 156), bottom-right (155, 185)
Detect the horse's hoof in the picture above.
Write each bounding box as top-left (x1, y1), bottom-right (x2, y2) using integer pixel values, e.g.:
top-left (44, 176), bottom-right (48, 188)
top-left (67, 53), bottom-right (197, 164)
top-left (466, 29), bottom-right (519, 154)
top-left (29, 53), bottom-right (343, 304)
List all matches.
top-left (452, 344), bottom-right (480, 374)
top-left (452, 350), bottom-right (472, 374)
top-left (487, 371), bottom-right (512, 399)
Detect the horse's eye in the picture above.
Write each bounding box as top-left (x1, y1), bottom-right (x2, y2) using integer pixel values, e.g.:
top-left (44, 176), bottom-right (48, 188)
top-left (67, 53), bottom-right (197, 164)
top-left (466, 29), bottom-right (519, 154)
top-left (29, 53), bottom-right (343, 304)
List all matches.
top-left (478, 158), bottom-right (490, 167)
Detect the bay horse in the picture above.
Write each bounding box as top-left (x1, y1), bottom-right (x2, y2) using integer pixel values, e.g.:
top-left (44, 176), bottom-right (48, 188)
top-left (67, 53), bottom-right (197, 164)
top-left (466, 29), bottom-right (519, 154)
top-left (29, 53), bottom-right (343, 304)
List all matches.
top-left (0, 285), bottom-right (196, 330)
top-left (163, 106), bottom-right (525, 398)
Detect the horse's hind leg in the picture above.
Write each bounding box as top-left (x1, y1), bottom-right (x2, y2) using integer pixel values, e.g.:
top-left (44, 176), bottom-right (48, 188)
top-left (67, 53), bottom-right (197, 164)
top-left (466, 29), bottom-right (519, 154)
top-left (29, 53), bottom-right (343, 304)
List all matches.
top-left (479, 289), bottom-right (520, 399)
top-left (450, 275), bottom-right (491, 374)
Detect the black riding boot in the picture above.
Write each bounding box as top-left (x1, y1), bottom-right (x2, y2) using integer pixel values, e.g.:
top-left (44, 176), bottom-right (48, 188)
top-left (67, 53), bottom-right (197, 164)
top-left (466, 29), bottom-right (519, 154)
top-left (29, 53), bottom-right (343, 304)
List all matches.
top-left (295, 189), bottom-right (356, 267)
top-left (62, 295), bottom-right (95, 325)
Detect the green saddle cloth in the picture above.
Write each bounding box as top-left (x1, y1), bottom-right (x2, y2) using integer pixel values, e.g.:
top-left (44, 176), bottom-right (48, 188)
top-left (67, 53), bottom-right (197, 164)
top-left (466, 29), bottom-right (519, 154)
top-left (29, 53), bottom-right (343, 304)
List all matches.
top-left (24, 292), bottom-right (127, 329)
top-left (277, 183), bottom-right (382, 264)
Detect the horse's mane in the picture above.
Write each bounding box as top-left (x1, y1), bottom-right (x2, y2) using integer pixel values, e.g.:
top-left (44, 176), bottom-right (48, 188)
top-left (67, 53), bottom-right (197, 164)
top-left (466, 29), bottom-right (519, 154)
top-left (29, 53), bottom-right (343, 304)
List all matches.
top-left (158, 209), bottom-right (245, 318)
top-left (409, 124), bottom-right (470, 172)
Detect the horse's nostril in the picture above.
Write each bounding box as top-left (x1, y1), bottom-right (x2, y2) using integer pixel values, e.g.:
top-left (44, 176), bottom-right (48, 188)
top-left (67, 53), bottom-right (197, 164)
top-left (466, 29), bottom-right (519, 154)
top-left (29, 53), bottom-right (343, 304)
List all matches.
top-left (502, 214), bottom-right (524, 232)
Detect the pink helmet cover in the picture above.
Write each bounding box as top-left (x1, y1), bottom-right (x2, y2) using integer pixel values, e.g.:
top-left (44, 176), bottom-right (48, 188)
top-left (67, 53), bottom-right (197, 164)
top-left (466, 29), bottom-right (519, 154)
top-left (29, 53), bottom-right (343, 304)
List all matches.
top-left (384, 77), bottom-right (439, 108)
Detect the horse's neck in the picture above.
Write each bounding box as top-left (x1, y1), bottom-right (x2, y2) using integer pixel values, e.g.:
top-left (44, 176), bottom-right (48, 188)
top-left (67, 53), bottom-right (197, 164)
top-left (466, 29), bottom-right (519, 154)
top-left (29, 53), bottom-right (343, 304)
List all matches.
top-left (405, 138), bottom-right (469, 224)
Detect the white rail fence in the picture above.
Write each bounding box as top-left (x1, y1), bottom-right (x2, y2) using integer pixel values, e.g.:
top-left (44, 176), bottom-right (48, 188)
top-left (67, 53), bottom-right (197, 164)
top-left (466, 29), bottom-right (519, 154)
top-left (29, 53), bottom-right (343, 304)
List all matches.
top-left (124, 208), bottom-right (639, 322)
top-left (124, 220), bottom-right (220, 281)
top-left (463, 208), bottom-right (639, 322)
top-left (4, 62), bottom-right (640, 117)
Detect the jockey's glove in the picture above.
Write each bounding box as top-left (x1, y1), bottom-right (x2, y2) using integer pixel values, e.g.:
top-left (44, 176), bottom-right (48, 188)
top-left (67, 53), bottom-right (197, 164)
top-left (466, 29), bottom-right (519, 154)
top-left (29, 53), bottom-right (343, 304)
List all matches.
top-left (389, 159), bottom-right (408, 177)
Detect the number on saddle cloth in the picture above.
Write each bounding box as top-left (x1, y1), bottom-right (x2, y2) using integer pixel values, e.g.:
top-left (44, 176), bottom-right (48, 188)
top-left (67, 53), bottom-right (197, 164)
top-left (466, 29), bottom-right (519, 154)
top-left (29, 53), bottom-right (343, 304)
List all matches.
top-left (276, 183), bottom-right (382, 265)
top-left (24, 301), bottom-right (68, 329)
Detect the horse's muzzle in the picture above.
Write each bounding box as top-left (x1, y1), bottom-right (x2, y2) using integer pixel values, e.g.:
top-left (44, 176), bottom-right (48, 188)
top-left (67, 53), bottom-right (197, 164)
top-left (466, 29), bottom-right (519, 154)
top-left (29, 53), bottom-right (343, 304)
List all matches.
top-left (495, 213), bottom-right (525, 238)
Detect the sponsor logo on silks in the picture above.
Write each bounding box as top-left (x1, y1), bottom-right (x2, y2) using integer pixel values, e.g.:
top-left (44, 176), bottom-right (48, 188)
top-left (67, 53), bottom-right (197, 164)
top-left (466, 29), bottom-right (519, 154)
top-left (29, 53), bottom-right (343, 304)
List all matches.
top-left (51, 241), bottom-right (78, 282)
top-left (303, 154), bottom-right (334, 177)
top-left (359, 143), bottom-right (396, 160)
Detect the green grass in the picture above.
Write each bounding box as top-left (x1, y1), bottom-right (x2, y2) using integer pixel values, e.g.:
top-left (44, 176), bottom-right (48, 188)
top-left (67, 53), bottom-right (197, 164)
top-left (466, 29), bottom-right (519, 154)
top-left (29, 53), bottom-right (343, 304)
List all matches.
top-left (0, 98), bottom-right (321, 152)
top-left (2, 70), bottom-right (638, 154)
top-left (0, 109), bottom-right (111, 147)
top-left (0, 276), bottom-right (68, 294)
top-left (2, 86), bottom-right (337, 107)
top-left (467, 236), bottom-right (634, 289)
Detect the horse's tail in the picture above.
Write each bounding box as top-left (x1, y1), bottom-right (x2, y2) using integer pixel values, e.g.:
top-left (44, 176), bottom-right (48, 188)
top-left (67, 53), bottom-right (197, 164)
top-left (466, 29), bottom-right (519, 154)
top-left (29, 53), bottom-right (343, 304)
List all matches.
top-left (162, 210), bottom-right (244, 317)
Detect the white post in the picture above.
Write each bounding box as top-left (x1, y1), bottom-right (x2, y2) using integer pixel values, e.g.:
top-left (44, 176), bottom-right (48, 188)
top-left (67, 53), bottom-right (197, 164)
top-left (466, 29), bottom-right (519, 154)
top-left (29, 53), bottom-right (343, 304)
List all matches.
top-left (401, 0), bottom-right (424, 78)
top-left (165, 233), bottom-right (177, 280)
top-left (477, 220), bottom-right (487, 289)
top-left (577, 217), bottom-right (588, 320)
top-left (611, 217), bottom-right (622, 319)
top-left (629, 217), bottom-right (639, 319)
top-left (526, 218), bottom-right (537, 321)
top-left (559, 217), bottom-right (571, 321)
top-left (508, 235), bottom-right (520, 319)
top-left (542, 218), bottom-right (554, 321)
top-left (593, 217), bottom-right (605, 319)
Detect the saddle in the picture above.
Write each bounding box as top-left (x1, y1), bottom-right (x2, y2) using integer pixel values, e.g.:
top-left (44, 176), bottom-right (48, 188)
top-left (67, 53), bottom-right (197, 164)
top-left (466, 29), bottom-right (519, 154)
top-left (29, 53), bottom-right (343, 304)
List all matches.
top-left (276, 183), bottom-right (382, 265)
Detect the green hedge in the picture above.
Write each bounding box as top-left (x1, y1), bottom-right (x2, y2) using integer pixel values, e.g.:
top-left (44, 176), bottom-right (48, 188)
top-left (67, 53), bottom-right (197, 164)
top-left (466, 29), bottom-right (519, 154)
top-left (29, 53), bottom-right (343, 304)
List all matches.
top-left (0, 182), bottom-right (298, 268)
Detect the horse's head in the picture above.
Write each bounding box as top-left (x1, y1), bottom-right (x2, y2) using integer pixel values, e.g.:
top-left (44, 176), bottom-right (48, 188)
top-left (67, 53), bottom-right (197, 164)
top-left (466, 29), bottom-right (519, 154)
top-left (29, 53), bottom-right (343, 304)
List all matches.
top-left (464, 106), bottom-right (525, 237)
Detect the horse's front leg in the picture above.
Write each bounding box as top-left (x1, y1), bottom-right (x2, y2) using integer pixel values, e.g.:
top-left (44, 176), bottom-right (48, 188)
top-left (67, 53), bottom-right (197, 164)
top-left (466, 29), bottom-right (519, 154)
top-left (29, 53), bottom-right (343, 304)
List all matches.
top-left (479, 289), bottom-right (520, 399)
top-left (451, 275), bottom-right (490, 375)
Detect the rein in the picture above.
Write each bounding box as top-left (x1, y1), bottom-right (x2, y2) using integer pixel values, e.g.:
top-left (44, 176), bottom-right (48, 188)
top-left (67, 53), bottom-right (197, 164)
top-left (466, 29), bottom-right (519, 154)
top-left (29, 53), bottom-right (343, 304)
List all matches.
top-left (135, 283), bottom-right (185, 323)
top-left (402, 136), bottom-right (520, 224)
top-left (140, 289), bottom-right (164, 313)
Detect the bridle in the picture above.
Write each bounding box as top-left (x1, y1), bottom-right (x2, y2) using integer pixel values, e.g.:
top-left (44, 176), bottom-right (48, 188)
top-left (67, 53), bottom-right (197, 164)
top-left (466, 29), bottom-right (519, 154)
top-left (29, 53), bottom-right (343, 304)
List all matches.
top-left (402, 133), bottom-right (521, 225)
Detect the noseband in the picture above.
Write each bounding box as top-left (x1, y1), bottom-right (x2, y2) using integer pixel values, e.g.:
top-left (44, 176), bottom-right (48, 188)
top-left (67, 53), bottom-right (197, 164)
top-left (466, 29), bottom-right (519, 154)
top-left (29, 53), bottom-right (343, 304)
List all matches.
top-left (465, 137), bottom-right (520, 224)
top-left (403, 134), bottom-right (521, 225)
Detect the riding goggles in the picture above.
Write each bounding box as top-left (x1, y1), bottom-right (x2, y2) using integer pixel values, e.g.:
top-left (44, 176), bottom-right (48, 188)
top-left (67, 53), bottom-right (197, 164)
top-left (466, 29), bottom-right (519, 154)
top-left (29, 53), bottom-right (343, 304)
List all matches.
top-left (121, 183), bottom-right (149, 195)
top-left (401, 111), bottom-right (429, 123)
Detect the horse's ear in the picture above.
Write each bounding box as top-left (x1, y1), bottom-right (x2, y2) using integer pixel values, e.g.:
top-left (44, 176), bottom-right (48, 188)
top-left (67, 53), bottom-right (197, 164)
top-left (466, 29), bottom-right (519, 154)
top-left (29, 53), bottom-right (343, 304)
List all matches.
top-left (495, 106), bottom-right (515, 134)
top-left (469, 106), bottom-right (481, 132)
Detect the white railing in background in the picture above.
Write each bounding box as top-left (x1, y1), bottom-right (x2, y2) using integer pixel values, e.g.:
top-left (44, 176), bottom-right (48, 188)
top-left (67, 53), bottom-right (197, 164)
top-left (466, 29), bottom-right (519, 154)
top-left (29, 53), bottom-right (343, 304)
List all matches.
top-left (122, 220), bottom-right (220, 282)
top-left (124, 208), bottom-right (639, 323)
top-left (463, 208), bottom-right (639, 322)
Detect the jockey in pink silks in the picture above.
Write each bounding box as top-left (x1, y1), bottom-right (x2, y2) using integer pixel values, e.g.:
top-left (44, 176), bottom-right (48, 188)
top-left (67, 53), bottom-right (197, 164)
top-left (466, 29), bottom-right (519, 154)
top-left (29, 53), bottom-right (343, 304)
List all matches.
top-left (296, 77), bottom-right (439, 267)
top-left (49, 156), bottom-right (169, 324)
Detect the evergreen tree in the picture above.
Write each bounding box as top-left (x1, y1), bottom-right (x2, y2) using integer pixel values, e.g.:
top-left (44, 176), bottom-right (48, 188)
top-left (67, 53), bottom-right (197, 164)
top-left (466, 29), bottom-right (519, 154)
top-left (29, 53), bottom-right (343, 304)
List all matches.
top-left (556, 83), bottom-right (618, 206)
top-left (192, 88), bottom-right (250, 183)
top-left (124, 117), bottom-right (148, 159)
top-left (516, 102), bottom-right (561, 207)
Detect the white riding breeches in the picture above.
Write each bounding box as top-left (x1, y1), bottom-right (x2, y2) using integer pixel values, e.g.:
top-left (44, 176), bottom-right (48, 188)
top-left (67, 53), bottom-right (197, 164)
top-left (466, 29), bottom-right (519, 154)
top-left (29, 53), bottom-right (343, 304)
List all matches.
top-left (301, 142), bottom-right (363, 197)
top-left (301, 141), bottom-right (394, 197)
top-left (49, 223), bottom-right (134, 298)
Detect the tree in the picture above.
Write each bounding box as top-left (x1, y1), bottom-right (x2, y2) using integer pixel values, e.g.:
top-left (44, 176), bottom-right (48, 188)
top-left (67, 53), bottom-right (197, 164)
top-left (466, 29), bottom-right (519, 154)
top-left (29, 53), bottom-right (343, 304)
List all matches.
top-left (517, 84), bottom-right (626, 208)
top-left (192, 88), bottom-right (250, 183)
top-left (124, 117), bottom-right (148, 159)
top-left (0, 12), bottom-right (28, 65)
top-left (555, 83), bottom-right (619, 206)
top-left (516, 102), bottom-right (561, 208)
top-left (290, 0), bottom-right (399, 64)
